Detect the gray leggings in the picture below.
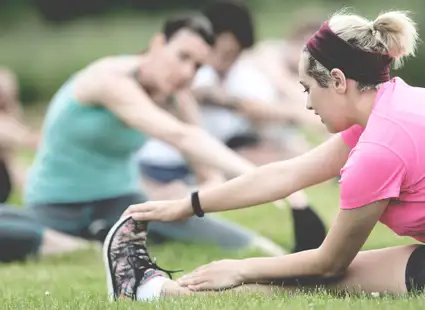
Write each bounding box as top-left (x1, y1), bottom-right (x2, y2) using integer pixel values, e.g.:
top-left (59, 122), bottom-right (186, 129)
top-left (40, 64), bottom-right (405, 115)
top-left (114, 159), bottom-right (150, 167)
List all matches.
top-left (0, 193), bottom-right (260, 262)
top-left (148, 216), bottom-right (257, 248)
top-left (0, 194), bottom-right (326, 262)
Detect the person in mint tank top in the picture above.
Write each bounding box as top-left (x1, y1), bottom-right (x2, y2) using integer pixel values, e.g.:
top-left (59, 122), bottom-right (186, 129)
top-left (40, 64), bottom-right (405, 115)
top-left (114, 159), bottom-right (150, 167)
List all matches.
top-left (0, 13), bottom-right (288, 263)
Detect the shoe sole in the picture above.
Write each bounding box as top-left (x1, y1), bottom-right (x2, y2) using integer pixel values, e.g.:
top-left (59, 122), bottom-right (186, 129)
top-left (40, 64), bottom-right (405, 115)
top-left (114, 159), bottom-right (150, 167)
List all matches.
top-left (103, 214), bottom-right (133, 301)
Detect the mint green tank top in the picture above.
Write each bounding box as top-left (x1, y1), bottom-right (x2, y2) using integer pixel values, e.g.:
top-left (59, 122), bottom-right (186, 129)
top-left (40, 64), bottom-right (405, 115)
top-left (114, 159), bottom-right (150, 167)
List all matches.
top-left (25, 78), bottom-right (149, 204)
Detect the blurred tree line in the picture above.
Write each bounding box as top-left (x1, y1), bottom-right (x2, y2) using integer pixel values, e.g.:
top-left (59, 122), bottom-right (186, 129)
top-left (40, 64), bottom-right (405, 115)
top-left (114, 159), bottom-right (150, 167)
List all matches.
top-left (1, 0), bottom-right (425, 104)
top-left (1, 0), bottom-right (215, 21)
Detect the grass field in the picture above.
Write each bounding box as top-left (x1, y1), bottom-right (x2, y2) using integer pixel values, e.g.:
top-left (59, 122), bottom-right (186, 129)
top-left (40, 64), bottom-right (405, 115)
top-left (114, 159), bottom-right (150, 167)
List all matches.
top-left (1, 180), bottom-right (423, 309)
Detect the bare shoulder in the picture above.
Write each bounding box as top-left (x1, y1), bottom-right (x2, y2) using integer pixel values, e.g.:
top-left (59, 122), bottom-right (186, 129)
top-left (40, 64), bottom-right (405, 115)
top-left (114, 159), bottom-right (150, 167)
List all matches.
top-left (73, 55), bottom-right (140, 105)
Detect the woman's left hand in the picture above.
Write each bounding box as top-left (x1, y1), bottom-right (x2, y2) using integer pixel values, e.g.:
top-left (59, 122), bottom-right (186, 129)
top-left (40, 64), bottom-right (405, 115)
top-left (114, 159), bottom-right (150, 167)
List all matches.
top-left (177, 259), bottom-right (245, 291)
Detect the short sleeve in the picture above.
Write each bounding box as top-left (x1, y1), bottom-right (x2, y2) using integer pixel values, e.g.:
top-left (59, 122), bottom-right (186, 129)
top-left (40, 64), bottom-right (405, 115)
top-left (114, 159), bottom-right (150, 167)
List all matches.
top-left (340, 143), bottom-right (406, 210)
top-left (341, 125), bottom-right (364, 149)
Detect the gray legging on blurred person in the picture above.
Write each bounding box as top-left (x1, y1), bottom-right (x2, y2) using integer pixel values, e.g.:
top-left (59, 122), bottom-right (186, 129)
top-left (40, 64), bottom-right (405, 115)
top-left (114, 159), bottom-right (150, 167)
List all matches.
top-left (0, 193), bottom-right (286, 262)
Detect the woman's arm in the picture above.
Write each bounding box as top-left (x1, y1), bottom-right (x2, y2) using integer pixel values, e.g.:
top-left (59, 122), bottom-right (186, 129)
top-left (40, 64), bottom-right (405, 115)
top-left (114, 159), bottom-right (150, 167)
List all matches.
top-left (193, 134), bottom-right (349, 213)
top-left (0, 68), bottom-right (22, 117)
top-left (240, 200), bottom-right (388, 282)
top-left (239, 141), bottom-right (407, 281)
top-left (0, 69), bottom-right (38, 150)
top-left (225, 97), bottom-right (324, 129)
top-left (0, 114), bottom-right (39, 150)
top-left (178, 199), bottom-right (388, 291)
top-left (2, 153), bottom-right (28, 192)
top-left (179, 141), bottom-right (403, 291)
top-left (76, 72), bottom-right (254, 177)
top-left (173, 90), bottom-right (202, 125)
top-left (125, 134), bottom-right (350, 221)
top-left (173, 90), bottom-right (225, 185)
top-left (192, 86), bottom-right (228, 107)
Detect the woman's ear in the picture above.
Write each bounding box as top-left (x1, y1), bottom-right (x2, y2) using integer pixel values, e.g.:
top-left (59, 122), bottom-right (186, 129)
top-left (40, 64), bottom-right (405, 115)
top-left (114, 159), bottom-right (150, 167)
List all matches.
top-left (330, 68), bottom-right (347, 94)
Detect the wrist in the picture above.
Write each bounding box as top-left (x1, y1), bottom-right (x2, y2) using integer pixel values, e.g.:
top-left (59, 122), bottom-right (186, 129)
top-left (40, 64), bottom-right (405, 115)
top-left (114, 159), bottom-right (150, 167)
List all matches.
top-left (238, 259), bottom-right (254, 283)
top-left (190, 191), bottom-right (205, 217)
top-left (181, 195), bottom-right (195, 218)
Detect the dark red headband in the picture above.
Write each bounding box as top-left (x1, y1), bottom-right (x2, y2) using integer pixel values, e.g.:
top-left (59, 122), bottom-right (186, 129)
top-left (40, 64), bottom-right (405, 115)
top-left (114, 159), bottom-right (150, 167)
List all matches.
top-left (306, 21), bottom-right (393, 84)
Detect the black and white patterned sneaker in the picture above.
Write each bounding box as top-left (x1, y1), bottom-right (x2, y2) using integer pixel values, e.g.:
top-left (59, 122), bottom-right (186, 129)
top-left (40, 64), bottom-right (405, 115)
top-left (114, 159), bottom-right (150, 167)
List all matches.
top-left (103, 215), bottom-right (178, 300)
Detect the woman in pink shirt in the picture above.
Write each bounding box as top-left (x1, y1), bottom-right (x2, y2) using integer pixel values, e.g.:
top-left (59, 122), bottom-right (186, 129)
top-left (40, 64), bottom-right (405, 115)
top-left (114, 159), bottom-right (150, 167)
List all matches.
top-left (103, 10), bottom-right (425, 300)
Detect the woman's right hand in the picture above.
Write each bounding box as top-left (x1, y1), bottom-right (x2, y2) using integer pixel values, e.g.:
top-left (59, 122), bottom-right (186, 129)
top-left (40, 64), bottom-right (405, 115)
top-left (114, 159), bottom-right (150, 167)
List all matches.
top-left (123, 198), bottom-right (194, 222)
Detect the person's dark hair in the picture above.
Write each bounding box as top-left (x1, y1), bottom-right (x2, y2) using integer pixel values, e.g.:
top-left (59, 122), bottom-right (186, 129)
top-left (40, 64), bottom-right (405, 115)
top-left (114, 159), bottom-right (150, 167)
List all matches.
top-left (203, 0), bottom-right (255, 48)
top-left (163, 13), bottom-right (215, 46)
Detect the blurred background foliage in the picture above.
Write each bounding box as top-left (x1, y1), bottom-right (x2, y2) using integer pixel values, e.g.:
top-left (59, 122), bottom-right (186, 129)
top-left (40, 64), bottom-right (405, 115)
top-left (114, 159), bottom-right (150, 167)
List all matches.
top-left (1, 0), bottom-right (424, 105)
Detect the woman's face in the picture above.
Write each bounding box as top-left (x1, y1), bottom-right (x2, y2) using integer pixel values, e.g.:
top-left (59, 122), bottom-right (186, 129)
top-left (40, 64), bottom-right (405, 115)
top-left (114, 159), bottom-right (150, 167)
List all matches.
top-left (149, 29), bottom-right (211, 95)
top-left (298, 52), bottom-right (353, 133)
top-left (209, 32), bottom-right (243, 77)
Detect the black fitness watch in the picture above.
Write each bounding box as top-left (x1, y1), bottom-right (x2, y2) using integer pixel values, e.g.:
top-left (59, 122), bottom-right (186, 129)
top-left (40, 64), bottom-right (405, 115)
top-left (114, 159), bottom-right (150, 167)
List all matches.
top-left (191, 191), bottom-right (205, 218)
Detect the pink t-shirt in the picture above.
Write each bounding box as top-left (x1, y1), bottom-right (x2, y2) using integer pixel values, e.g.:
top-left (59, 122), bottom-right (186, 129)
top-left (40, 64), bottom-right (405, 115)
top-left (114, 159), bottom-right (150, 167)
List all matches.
top-left (340, 77), bottom-right (425, 243)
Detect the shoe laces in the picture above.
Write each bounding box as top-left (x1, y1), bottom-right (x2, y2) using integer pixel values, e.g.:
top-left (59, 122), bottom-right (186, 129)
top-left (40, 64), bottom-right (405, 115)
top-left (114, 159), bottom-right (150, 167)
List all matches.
top-left (126, 237), bottom-right (183, 299)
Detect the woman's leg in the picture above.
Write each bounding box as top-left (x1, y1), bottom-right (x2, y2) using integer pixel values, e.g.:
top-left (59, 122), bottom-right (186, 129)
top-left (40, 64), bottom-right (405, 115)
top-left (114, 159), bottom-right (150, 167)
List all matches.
top-left (139, 141), bottom-right (326, 254)
top-left (158, 245), bottom-right (420, 298)
top-left (106, 216), bottom-right (310, 303)
top-left (40, 228), bottom-right (95, 256)
top-left (148, 215), bottom-right (286, 256)
top-left (141, 179), bottom-right (323, 255)
top-left (137, 169), bottom-right (286, 255)
top-left (0, 207), bottom-right (94, 262)
top-left (90, 192), bottom-right (284, 255)
top-left (324, 245), bottom-right (419, 294)
top-left (0, 219), bottom-right (93, 262)
top-left (105, 217), bottom-right (421, 301)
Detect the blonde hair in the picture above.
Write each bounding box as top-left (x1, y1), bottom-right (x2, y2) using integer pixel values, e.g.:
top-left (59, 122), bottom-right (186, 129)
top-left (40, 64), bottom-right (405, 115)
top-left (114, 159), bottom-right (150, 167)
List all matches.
top-left (304, 10), bottom-right (419, 91)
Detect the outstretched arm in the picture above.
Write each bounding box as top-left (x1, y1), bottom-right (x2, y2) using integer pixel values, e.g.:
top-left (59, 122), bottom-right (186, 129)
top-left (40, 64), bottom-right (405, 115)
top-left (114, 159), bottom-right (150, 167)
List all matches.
top-left (0, 114), bottom-right (39, 150)
top-left (178, 142), bottom-right (404, 290)
top-left (191, 134), bottom-right (349, 213)
top-left (177, 199), bottom-right (388, 291)
top-left (173, 90), bottom-right (225, 185)
top-left (0, 68), bottom-right (38, 150)
top-left (239, 201), bottom-right (388, 282)
top-left (78, 71), bottom-right (254, 178)
top-left (125, 134), bottom-right (349, 220)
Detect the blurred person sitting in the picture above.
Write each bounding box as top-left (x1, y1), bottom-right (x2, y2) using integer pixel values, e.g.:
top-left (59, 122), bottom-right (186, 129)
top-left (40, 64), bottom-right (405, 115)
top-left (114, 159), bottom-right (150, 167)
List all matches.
top-left (0, 13), bottom-right (300, 264)
top-left (238, 8), bottom-right (330, 155)
top-left (138, 0), bottom-right (327, 254)
top-left (0, 67), bottom-right (39, 203)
